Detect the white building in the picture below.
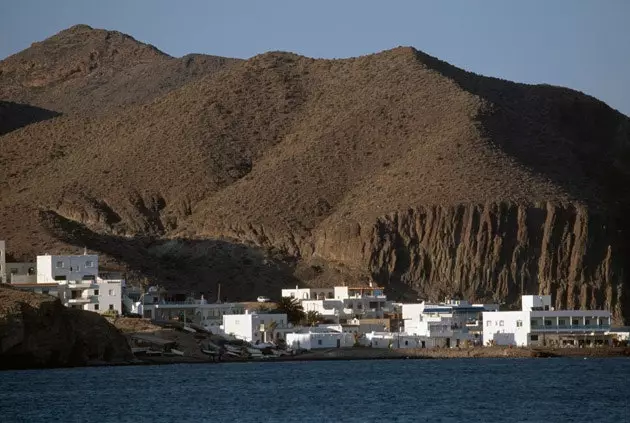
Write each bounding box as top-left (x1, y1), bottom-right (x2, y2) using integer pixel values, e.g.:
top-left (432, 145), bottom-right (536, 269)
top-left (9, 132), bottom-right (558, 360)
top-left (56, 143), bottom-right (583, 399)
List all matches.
top-left (282, 284), bottom-right (393, 319)
top-left (285, 327), bottom-right (355, 350)
top-left (363, 332), bottom-right (446, 349)
top-left (222, 311), bottom-right (289, 344)
top-left (36, 253), bottom-right (99, 283)
top-left (403, 299), bottom-right (498, 346)
top-left (141, 300), bottom-right (246, 334)
top-left (482, 295), bottom-right (612, 347)
top-left (281, 286), bottom-right (334, 300)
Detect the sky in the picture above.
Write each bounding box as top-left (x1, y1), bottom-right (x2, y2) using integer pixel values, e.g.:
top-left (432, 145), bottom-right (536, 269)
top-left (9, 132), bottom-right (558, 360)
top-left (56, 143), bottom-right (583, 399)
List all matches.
top-left (1, 0), bottom-right (629, 115)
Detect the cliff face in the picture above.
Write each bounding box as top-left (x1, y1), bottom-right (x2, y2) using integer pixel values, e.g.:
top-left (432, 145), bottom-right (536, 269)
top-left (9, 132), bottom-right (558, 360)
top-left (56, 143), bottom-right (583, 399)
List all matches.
top-left (1, 26), bottom-right (630, 323)
top-left (361, 203), bottom-right (625, 316)
top-left (0, 286), bottom-right (132, 369)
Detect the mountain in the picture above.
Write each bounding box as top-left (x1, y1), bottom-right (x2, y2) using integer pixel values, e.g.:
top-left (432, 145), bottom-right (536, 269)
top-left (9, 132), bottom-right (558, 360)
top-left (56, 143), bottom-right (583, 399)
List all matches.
top-left (1, 25), bottom-right (629, 321)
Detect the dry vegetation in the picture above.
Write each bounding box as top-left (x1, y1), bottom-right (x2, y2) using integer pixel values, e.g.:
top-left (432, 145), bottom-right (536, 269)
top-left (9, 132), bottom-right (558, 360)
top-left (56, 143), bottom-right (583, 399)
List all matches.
top-left (1, 25), bottom-right (629, 315)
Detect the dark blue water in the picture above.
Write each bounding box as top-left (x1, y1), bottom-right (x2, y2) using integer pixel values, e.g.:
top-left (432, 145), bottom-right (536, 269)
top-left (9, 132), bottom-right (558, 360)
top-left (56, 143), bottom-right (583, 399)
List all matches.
top-left (1, 358), bottom-right (629, 422)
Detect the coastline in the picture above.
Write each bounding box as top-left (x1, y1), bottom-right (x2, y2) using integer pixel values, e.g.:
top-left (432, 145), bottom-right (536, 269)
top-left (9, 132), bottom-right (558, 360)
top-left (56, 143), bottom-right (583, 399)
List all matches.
top-left (3, 346), bottom-right (628, 371)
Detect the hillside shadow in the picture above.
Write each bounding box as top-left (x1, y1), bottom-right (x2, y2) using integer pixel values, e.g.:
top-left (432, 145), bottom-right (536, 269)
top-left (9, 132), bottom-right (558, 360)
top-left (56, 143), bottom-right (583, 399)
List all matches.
top-left (38, 210), bottom-right (300, 302)
top-left (412, 49), bottom-right (630, 211)
top-left (0, 101), bottom-right (61, 136)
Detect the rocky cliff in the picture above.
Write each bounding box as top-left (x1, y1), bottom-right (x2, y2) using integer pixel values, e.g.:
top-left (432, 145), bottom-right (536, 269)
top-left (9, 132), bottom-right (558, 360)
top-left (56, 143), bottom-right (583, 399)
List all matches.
top-left (0, 285), bottom-right (133, 369)
top-left (1, 25), bottom-right (629, 322)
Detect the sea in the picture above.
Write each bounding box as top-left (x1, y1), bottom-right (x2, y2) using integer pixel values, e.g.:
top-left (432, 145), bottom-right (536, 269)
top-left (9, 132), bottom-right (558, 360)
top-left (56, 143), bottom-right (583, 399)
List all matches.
top-left (0, 358), bottom-right (628, 422)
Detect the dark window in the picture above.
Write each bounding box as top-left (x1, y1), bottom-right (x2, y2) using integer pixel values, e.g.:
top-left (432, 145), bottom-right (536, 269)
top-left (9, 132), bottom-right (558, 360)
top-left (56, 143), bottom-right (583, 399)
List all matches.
top-left (94, 290), bottom-right (99, 296)
top-left (109, 304), bottom-right (114, 311)
top-left (572, 319), bottom-right (579, 325)
top-left (318, 339), bottom-right (322, 345)
top-left (530, 335), bottom-right (539, 341)
top-left (94, 304), bottom-right (99, 310)
top-left (544, 320), bottom-right (552, 326)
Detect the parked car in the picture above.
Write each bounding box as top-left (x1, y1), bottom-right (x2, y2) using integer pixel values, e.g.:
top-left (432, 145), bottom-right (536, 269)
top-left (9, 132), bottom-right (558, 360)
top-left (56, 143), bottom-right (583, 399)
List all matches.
top-left (257, 296), bottom-right (270, 303)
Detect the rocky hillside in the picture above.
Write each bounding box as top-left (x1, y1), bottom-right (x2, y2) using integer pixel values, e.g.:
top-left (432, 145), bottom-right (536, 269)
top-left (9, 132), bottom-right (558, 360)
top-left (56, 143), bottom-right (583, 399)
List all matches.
top-left (1, 25), bottom-right (629, 321)
top-left (0, 285), bottom-right (132, 369)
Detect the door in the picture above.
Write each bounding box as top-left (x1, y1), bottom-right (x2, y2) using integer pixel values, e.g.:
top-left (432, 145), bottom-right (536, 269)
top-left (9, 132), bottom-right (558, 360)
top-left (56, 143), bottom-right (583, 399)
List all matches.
top-left (336, 339), bottom-right (341, 348)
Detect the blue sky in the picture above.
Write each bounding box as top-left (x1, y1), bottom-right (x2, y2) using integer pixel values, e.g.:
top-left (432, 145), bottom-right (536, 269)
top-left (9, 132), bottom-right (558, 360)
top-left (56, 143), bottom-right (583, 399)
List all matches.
top-left (1, 0), bottom-right (629, 115)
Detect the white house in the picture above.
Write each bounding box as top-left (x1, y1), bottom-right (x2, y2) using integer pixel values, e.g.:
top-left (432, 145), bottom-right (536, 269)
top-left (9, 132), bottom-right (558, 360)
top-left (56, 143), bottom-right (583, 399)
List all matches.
top-left (141, 300), bottom-right (246, 333)
top-left (281, 286), bottom-right (334, 300)
top-left (363, 332), bottom-right (445, 349)
top-left (222, 311), bottom-right (289, 344)
top-left (285, 327), bottom-right (354, 350)
top-left (282, 284), bottom-right (394, 319)
top-left (482, 295), bottom-right (612, 347)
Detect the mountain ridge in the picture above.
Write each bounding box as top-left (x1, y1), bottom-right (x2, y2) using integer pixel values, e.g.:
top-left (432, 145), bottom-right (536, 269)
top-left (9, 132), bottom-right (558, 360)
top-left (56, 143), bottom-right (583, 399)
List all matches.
top-left (1, 25), bottom-right (629, 321)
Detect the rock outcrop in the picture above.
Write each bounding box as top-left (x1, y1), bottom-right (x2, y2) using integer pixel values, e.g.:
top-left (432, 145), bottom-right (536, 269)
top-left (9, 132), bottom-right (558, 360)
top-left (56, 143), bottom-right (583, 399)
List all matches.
top-left (0, 285), bottom-right (133, 369)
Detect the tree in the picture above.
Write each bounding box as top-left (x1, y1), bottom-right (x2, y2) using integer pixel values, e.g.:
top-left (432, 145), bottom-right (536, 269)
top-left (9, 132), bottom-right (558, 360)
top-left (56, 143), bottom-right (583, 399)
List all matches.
top-left (264, 320), bottom-right (278, 343)
top-left (275, 297), bottom-right (305, 324)
top-left (306, 310), bottom-right (322, 326)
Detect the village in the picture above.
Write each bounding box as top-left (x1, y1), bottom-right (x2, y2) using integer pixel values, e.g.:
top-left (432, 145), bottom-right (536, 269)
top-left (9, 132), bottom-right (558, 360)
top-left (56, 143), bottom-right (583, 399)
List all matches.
top-left (1, 240), bottom-right (628, 361)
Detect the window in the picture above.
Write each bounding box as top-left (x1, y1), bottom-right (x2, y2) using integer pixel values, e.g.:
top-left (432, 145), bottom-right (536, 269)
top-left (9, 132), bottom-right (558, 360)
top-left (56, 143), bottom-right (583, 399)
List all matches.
top-left (530, 335), bottom-right (539, 341)
top-left (499, 320), bottom-right (504, 327)
top-left (85, 260), bottom-right (94, 268)
top-left (94, 290), bottom-right (100, 296)
top-left (585, 319), bottom-right (590, 325)
top-left (109, 305), bottom-right (114, 311)
top-left (544, 320), bottom-right (552, 326)
top-left (486, 321), bottom-right (491, 327)
top-left (318, 339), bottom-right (322, 345)
top-left (558, 319), bottom-right (566, 326)
top-left (109, 289), bottom-right (115, 296)
top-left (572, 319), bottom-right (579, 325)
top-left (516, 320), bottom-right (523, 327)
top-left (404, 340), bottom-right (409, 346)
top-left (94, 304), bottom-right (99, 311)
top-left (56, 261), bottom-right (64, 268)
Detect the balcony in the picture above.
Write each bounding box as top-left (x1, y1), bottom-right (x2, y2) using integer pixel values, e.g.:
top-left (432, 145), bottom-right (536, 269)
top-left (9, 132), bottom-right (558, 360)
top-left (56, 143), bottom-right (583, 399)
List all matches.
top-left (532, 325), bottom-right (610, 333)
top-left (67, 295), bottom-right (99, 304)
top-left (67, 281), bottom-right (98, 289)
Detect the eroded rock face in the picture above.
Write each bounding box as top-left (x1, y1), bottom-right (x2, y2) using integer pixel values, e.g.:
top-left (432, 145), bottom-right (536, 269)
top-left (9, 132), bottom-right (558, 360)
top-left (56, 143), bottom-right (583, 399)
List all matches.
top-left (0, 286), bottom-right (132, 369)
top-left (317, 202), bottom-right (626, 320)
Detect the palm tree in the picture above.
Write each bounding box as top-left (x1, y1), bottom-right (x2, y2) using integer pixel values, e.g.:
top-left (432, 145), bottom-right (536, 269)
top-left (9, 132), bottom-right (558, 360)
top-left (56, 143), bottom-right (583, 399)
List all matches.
top-left (265, 320), bottom-right (278, 343)
top-left (275, 297), bottom-right (305, 324)
top-left (306, 310), bottom-right (322, 326)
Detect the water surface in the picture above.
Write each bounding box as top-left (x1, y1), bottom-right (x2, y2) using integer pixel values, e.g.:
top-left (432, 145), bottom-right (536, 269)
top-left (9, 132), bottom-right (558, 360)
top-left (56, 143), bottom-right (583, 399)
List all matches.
top-left (1, 358), bottom-right (628, 422)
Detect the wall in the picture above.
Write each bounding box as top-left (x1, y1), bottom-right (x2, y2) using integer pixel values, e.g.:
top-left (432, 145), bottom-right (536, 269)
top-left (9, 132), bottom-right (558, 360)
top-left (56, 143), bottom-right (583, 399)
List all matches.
top-left (93, 280), bottom-right (122, 314)
top-left (36, 255), bottom-right (98, 283)
top-left (285, 332), bottom-right (353, 350)
top-left (522, 295), bottom-right (552, 311)
top-left (223, 314), bottom-right (254, 342)
top-left (5, 262), bottom-right (35, 276)
top-left (482, 311), bottom-right (530, 346)
top-left (0, 240), bottom-right (5, 284)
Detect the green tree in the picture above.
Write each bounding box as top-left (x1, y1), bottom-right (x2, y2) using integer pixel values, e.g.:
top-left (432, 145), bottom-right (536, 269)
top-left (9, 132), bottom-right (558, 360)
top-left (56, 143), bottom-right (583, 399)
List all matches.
top-left (305, 310), bottom-right (322, 326)
top-left (275, 297), bottom-right (305, 324)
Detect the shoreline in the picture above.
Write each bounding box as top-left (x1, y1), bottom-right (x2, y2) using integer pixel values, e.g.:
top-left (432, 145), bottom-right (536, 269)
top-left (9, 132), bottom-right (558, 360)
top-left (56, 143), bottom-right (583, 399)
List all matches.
top-left (2, 346), bottom-right (628, 371)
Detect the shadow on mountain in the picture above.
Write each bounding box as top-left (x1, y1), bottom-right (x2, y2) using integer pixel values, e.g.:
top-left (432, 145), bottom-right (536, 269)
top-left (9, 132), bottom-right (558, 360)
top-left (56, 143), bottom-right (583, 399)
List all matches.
top-left (38, 210), bottom-right (299, 302)
top-left (0, 101), bottom-right (61, 136)
top-left (412, 49), bottom-right (630, 210)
